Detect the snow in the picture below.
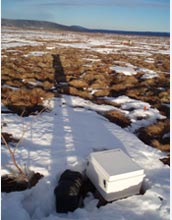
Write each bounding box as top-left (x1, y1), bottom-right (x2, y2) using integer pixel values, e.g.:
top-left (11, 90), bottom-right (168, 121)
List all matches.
top-left (110, 66), bottom-right (137, 75)
top-left (25, 81), bottom-right (43, 86)
top-left (24, 51), bottom-right (48, 57)
top-left (63, 95), bottom-right (116, 112)
top-left (145, 58), bottom-right (154, 63)
top-left (1, 95), bottom-right (170, 220)
top-left (1, 31), bottom-right (43, 49)
top-left (102, 95), bottom-right (165, 131)
top-left (139, 68), bottom-right (158, 79)
top-left (46, 46), bottom-right (56, 50)
top-left (82, 58), bottom-right (101, 62)
top-left (57, 42), bottom-right (89, 49)
top-left (2, 84), bottom-right (19, 90)
top-left (109, 64), bottom-right (158, 79)
top-left (155, 50), bottom-right (170, 55)
top-left (124, 51), bottom-right (153, 57)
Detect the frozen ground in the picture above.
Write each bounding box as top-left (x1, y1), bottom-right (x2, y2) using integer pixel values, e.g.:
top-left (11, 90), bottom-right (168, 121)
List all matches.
top-left (1, 28), bottom-right (170, 220)
top-left (1, 95), bottom-right (170, 220)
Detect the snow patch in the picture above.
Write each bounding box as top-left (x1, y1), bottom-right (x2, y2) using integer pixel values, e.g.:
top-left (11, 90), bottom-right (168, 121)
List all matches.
top-left (110, 66), bottom-right (137, 75)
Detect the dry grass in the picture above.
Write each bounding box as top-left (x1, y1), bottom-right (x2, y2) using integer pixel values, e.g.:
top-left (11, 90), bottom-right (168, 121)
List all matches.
top-left (102, 110), bottom-right (131, 128)
top-left (69, 79), bottom-right (88, 89)
top-left (2, 87), bottom-right (54, 116)
top-left (137, 119), bottom-right (170, 152)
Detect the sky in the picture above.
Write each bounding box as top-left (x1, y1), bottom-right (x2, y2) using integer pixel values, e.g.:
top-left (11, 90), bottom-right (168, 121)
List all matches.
top-left (1, 0), bottom-right (170, 32)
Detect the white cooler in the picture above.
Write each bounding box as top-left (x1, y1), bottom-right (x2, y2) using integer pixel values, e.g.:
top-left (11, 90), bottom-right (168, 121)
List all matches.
top-left (86, 149), bottom-right (145, 201)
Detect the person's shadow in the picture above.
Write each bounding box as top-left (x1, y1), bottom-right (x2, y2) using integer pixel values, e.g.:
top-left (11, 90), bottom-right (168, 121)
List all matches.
top-left (52, 54), bottom-right (67, 93)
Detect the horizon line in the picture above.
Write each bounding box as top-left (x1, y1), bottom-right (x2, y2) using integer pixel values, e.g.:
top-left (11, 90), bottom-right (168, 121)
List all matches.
top-left (2, 17), bottom-right (170, 34)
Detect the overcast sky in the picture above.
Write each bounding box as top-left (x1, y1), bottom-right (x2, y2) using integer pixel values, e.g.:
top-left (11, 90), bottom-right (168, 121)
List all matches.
top-left (2, 0), bottom-right (170, 32)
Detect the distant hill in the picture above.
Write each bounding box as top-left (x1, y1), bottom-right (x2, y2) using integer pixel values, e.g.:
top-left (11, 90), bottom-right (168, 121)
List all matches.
top-left (2, 18), bottom-right (170, 37)
top-left (1, 18), bottom-right (90, 32)
top-left (1, 18), bottom-right (89, 32)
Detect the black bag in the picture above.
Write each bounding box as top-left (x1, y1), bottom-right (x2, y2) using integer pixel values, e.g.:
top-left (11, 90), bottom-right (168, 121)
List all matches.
top-left (54, 169), bottom-right (84, 213)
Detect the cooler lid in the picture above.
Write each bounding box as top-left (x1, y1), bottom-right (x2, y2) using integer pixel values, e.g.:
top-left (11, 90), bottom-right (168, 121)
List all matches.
top-left (89, 149), bottom-right (144, 182)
